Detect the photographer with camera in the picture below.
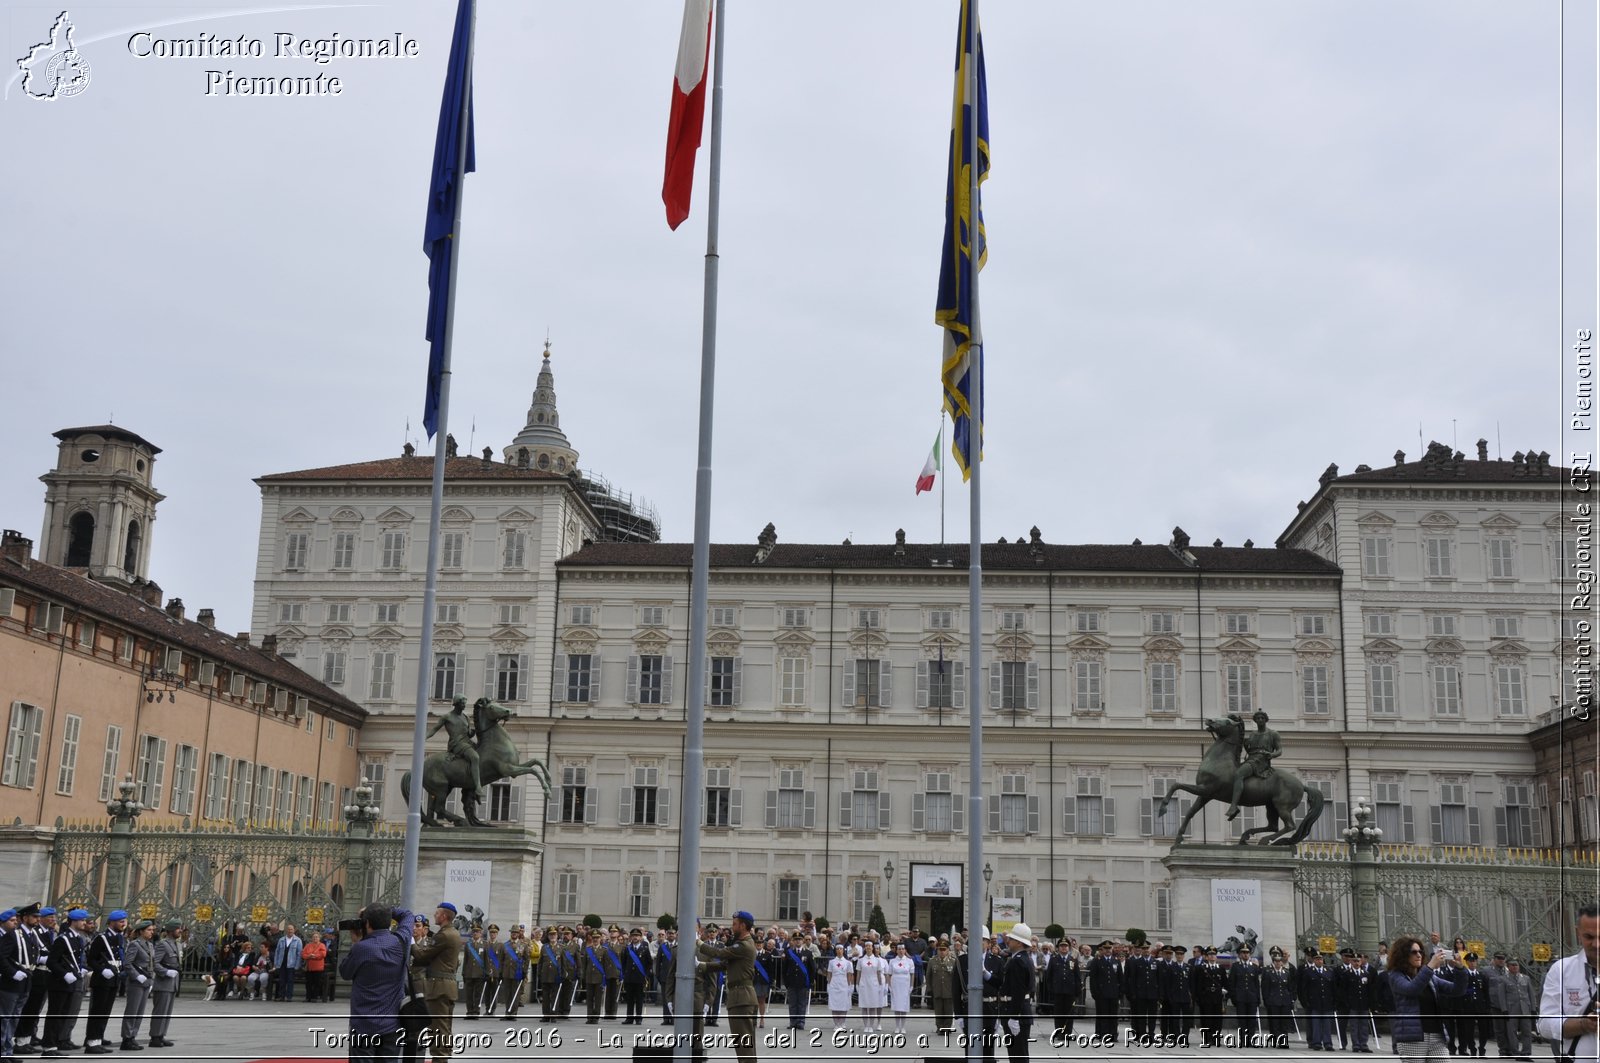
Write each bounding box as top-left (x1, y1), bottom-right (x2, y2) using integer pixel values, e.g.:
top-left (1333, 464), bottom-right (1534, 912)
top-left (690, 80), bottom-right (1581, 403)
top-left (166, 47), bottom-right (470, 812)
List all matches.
top-left (1538, 905), bottom-right (1600, 1063)
top-left (339, 905), bottom-right (413, 1062)
top-left (1385, 936), bottom-right (1468, 1063)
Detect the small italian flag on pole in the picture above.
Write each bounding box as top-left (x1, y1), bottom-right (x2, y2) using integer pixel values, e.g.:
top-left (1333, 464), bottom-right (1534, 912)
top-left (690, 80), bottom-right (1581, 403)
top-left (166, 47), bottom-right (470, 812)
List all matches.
top-left (915, 427), bottom-right (942, 494)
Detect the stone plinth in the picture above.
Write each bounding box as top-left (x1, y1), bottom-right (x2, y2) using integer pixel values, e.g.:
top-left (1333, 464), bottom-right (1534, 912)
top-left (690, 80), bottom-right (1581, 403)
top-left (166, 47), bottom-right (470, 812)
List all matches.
top-left (1161, 843), bottom-right (1297, 951)
top-left (417, 827), bottom-right (542, 923)
top-left (0, 825), bottom-right (58, 902)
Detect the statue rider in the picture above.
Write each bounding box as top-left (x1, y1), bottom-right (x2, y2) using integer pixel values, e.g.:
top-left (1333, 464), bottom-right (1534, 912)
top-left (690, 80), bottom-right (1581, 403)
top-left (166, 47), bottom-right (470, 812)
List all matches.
top-left (427, 695), bottom-right (484, 803)
top-left (1226, 710), bottom-right (1281, 821)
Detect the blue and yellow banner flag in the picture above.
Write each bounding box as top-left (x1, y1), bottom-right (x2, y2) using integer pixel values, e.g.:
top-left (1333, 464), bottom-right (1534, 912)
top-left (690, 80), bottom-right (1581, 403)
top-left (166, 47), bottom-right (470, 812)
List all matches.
top-left (934, 0), bottom-right (989, 480)
top-left (422, 0), bottom-right (476, 440)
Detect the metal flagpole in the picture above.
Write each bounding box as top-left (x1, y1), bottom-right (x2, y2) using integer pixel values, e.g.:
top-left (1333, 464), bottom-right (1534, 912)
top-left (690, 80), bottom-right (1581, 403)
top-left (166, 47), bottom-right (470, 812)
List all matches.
top-left (963, 0), bottom-right (985, 1057)
top-left (672, 0), bottom-right (726, 1058)
top-left (940, 416), bottom-right (946, 547)
top-left (402, 0), bottom-right (475, 914)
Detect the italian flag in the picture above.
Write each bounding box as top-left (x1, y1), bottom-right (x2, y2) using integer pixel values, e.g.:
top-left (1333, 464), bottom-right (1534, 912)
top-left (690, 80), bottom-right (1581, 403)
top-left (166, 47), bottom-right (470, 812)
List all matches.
top-left (662, 0), bottom-right (713, 230)
top-left (915, 430), bottom-right (942, 494)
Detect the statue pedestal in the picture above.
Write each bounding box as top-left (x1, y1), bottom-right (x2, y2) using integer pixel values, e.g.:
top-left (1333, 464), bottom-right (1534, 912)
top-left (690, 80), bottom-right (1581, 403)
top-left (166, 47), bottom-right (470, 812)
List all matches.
top-left (417, 828), bottom-right (542, 925)
top-left (1161, 844), bottom-right (1297, 952)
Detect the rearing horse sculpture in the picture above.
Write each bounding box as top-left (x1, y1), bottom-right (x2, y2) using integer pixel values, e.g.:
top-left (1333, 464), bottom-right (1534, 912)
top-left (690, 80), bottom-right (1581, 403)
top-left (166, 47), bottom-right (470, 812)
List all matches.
top-left (1156, 715), bottom-right (1323, 846)
top-left (400, 698), bottom-right (551, 827)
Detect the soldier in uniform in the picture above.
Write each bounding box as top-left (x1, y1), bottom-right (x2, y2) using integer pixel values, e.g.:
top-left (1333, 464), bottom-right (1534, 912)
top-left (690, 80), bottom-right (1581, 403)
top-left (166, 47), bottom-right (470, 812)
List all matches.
top-left (409, 903), bottom-right (462, 1062)
top-left (1227, 710), bottom-right (1283, 821)
top-left (558, 926), bottom-right (583, 1019)
top-left (118, 919), bottom-right (157, 1051)
top-left (460, 926), bottom-right (488, 1019)
top-left (696, 910), bottom-right (758, 1063)
top-left (41, 908), bottom-right (90, 1058)
top-left (1228, 944), bottom-right (1263, 1047)
top-left (81, 908), bottom-right (126, 1054)
top-left (480, 925), bottom-right (507, 1017)
top-left (536, 928), bottom-right (564, 1022)
top-left (621, 928), bottom-right (652, 1025)
top-left (9, 903), bottom-right (51, 1057)
top-left (500, 925), bottom-right (531, 1020)
top-left (602, 928), bottom-right (625, 1020)
top-left (1192, 946), bottom-right (1229, 1048)
top-left (654, 927), bottom-right (678, 1026)
top-left (146, 923), bottom-right (181, 1049)
top-left (578, 929), bottom-right (619, 1024)
top-left (1, 908), bottom-right (28, 1062)
top-left (426, 696), bottom-right (483, 802)
top-left (400, 915), bottom-right (434, 1063)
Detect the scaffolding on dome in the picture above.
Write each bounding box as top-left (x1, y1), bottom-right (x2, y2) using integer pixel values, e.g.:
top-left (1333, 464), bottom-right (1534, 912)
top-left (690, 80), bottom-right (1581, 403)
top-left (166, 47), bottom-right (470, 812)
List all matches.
top-left (574, 468), bottom-right (660, 543)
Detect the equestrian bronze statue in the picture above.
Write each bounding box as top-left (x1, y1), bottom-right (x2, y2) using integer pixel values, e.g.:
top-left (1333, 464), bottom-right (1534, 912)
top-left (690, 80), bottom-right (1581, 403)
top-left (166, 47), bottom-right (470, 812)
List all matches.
top-left (1156, 712), bottom-right (1324, 846)
top-left (400, 697), bottom-right (551, 827)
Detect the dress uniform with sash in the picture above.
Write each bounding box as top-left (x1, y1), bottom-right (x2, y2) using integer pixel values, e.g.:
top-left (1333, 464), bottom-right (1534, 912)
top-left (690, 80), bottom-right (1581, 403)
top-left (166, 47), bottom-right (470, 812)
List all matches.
top-left (536, 930), bottom-right (564, 1022)
top-left (621, 930), bottom-right (652, 1024)
top-left (401, 916), bottom-right (434, 1063)
top-left (83, 909), bottom-right (127, 1053)
top-left (578, 932), bottom-right (619, 1024)
top-left (118, 920), bottom-right (157, 1050)
top-left (14, 904), bottom-right (52, 1053)
top-left (499, 927), bottom-right (531, 1020)
top-left (602, 934), bottom-right (624, 1020)
top-left (480, 927), bottom-right (508, 1017)
top-left (696, 913), bottom-right (758, 1063)
top-left (409, 904), bottom-right (462, 1062)
top-left (557, 930), bottom-right (582, 1017)
top-left (653, 931), bottom-right (678, 1025)
top-left (460, 928), bottom-right (488, 1018)
top-left (146, 924), bottom-right (181, 1048)
top-left (41, 909), bottom-right (90, 1057)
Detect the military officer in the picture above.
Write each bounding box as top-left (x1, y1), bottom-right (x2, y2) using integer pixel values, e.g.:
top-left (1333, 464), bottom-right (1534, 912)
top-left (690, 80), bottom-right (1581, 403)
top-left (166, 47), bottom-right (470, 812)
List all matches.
top-left (146, 923), bottom-right (182, 1049)
top-left (82, 908), bottom-right (127, 1054)
top-left (578, 929), bottom-right (619, 1024)
top-left (620, 927), bottom-right (652, 1024)
top-left (1229, 944), bottom-right (1263, 1047)
top-left (499, 925), bottom-right (531, 1020)
top-left (697, 911), bottom-right (758, 1063)
top-left (536, 928), bottom-right (565, 1022)
top-left (1086, 939), bottom-right (1122, 1044)
top-left (41, 908), bottom-right (91, 1058)
top-left (1156, 944), bottom-right (1192, 1043)
top-left (13, 903), bottom-right (52, 1055)
top-left (118, 919), bottom-right (157, 1051)
top-left (460, 925), bottom-right (489, 1019)
top-left (1192, 946), bottom-right (1229, 1049)
top-left (409, 903), bottom-right (462, 1061)
top-left (654, 927), bottom-right (678, 1026)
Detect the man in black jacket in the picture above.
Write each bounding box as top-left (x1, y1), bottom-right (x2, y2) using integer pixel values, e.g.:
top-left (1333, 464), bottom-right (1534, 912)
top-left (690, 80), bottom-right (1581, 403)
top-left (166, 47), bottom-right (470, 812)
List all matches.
top-left (1123, 942), bottom-right (1160, 1043)
top-left (1043, 940), bottom-right (1081, 1036)
top-left (779, 932), bottom-right (812, 1031)
top-left (1261, 947), bottom-right (1298, 1046)
top-left (1156, 944), bottom-right (1192, 1043)
top-left (1192, 947), bottom-right (1229, 1049)
top-left (954, 929), bottom-right (1005, 1063)
top-left (998, 925), bottom-right (1037, 1061)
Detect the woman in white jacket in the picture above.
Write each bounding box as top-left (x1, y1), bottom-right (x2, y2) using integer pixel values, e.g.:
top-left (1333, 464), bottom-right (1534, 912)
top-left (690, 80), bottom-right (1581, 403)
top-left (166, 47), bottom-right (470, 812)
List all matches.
top-left (826, 943), bottom-right (855, 1031)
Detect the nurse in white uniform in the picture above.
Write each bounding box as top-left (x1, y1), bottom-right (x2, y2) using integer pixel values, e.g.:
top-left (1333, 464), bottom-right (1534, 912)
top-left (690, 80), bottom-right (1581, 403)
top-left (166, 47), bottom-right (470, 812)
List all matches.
top-left (856, 941), bottom-right (889, 1033)
top-left (887, 941), bottom-right (916, 1033)
top-left (826, 943), bottom-right (855, 1031)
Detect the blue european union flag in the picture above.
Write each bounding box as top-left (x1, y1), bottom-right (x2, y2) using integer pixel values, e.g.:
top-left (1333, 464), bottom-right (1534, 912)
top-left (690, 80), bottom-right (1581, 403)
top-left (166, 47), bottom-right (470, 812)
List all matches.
top-left (423, 0), bottom-right (476, 440)
top-left (934, 0), bottom-right (989, 480)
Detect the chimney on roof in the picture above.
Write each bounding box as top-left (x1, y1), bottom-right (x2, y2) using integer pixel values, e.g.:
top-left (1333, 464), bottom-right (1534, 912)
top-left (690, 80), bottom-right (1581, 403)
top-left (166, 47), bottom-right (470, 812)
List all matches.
top-left (445, 434), bottom-right (458, 459)
top-left (1243, 539), bottom-right (1254, 548)
top-left (893, 529), bottom-right (906, 557)
top-left (1354, 464), bottom-right (1371, 473)
top-left (1, 529), bottom-right (32, 564)
top-left (236, 632), bottom-right (251, 645)
top-left (1394, 450), bottom-right (1406, 466)
top-left (1170, 526), bottom-right (1190, 552)
top-left (197, 608), bottom-right (215, 630)
top-left (1213, 538), bottom-right (1223, 548)
top-left (403, 442), bottom-right (416, 458)
top-left (165, 598), bottom-right (185, 620)
top-left (140, 580), bottom-right (163, 607)
top-left (261, 633), bottom-right (278, 655)
top-left (1477, 438), bottom-right (1489, 461)
top-left (1539, 450), bottom-right (1551, 472)
top-left (1132, 538), bottom-right (1142, 546)
top-left (482, 446), bottom-right (494, 464)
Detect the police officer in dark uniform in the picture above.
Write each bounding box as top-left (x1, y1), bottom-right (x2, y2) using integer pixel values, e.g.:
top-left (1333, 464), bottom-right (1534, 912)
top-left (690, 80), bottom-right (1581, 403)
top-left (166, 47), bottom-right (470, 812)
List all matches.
top-left (1261, 946), bottom-right (1298, 1045)
top-left (1086, 940), bottom-right (1122, 1044)
top-left (998, 924), bottom-right (1038, 1061)
top-left (41, 908), bottom-right (90, 1057)
top-left (12, 903), bottom-right (51, 1056)
top-left (1192, 946), bottom-right (1229, 1048)
top-left (1228, 944), bottom-right (1263, 1047)
top-left (1157, 944), bottom-right (1192, 1043)
top-left (82, 909), bottom-right (127, 1054)
top-left (955, 928), bottom-right (1005, 1063)
top-left (1124, 941), bottom-right (1160, 1043)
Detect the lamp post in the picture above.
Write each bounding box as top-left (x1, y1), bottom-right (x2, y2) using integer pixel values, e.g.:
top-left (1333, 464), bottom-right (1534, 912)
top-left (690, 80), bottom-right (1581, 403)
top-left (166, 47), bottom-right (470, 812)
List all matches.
top-left (104, 775), bottom-right (145, 908)
top-left (1342, 799), bottom-right (1383, 958)
top-left (982, 862), bottom-right (993, 930)
top-left (343, 779), bottom-right (383, 908)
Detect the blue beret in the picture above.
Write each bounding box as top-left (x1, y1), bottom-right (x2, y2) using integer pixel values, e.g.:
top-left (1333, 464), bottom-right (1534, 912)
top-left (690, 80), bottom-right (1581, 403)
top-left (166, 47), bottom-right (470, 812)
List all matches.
top-left (40, 907), bottom-right (56, 917)
top-left (109, 910), bottom-right (128, 921)
top-left (66, 908), bottom-right (90, 922)
top-left (436, 902), bottom-right (457, 914)
top-left (0, 909), bottom-right (16, 921)
top-left (413, 914), bottom-right (428, 925)
top-left (734, 911), bottom-right (754, 925)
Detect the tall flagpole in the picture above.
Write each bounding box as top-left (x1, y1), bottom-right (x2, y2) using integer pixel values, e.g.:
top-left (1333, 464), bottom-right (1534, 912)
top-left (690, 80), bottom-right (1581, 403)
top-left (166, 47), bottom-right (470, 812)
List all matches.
top-left (402, 0), bottom-right (475, 915)
top-left (940, 416), bottom-right (947, 547)
top-left (672, 0), bottom-right (725, 1058)
top-left (963, 0), bottom-right (986, 1057)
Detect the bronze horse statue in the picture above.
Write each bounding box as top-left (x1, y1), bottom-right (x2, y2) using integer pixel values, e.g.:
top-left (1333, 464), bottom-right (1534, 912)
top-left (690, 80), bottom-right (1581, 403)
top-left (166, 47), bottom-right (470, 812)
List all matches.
top-left (1156, 715), bottom-right (1323, 846)
top-left (400, 698), bottom-right (551, 827)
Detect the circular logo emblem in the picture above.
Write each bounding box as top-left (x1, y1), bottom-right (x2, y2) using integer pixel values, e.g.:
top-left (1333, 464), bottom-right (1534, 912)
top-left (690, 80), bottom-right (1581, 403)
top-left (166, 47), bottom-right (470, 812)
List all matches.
top-left (44, 49), bottom-right (92, 98)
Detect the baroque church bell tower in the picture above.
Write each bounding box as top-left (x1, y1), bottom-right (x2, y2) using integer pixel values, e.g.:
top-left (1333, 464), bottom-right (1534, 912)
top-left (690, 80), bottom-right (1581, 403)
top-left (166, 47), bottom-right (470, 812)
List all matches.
top-left (39, 425), bottom-right (164, 585)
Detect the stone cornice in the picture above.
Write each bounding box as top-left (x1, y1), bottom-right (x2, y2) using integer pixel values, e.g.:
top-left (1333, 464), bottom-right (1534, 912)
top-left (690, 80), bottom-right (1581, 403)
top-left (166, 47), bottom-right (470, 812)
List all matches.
top-left (558, 568), bottom-right (1339, 593)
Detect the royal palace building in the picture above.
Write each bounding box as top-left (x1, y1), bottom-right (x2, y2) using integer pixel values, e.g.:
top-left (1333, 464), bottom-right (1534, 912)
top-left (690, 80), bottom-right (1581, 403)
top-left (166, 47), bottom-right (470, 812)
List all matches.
top-left (246, 351), bottom-right (1588, 942)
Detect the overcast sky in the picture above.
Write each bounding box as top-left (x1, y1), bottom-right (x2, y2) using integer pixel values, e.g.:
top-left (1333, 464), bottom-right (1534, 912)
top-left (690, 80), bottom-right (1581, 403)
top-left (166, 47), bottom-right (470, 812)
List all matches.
top-left (2, 1), bottom-right (1591, 635)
